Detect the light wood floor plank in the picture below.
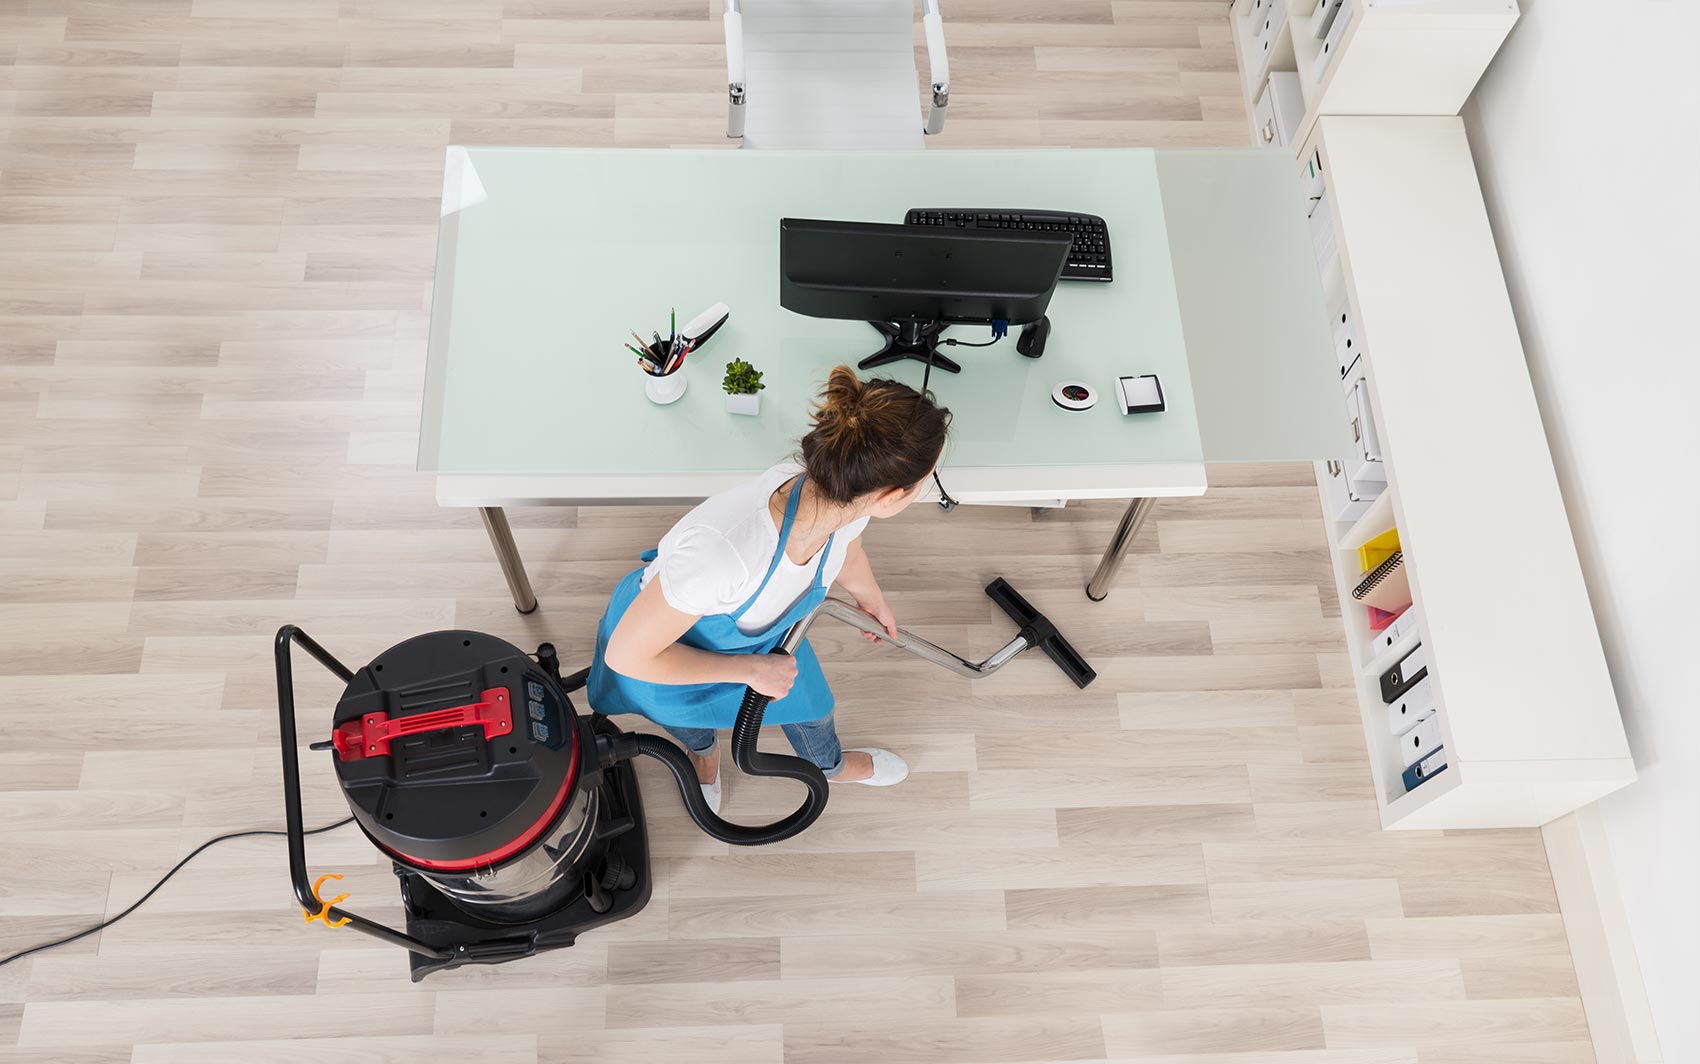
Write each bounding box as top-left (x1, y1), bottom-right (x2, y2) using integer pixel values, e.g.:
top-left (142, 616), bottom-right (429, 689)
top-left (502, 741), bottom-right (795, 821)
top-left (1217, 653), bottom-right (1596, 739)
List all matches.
top-left (0, 3), bottom-right (1593, 1061)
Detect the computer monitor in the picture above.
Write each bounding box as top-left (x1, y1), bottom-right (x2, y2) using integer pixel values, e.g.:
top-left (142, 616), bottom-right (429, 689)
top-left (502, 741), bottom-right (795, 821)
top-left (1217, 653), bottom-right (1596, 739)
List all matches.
top-left (779, 217), bottom-right (1071, 373)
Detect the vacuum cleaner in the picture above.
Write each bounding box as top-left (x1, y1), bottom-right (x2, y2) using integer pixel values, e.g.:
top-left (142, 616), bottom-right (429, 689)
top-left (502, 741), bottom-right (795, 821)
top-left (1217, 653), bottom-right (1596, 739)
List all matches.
top-left (277, 578), bottom-right (1093, 981)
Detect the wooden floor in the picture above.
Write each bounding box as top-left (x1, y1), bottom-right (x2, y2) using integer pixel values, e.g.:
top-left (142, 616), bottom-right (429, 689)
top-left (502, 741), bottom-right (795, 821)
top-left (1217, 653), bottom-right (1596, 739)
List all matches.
top-left (0, 2), bottom-right (1593, 1062)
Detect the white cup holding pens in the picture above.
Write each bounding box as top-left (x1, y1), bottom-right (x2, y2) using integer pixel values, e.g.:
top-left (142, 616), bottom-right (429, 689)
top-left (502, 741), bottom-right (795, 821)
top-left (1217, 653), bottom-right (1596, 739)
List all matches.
top-left (628, 304), bottom-right (729, 407)
top-left (631, 326), bottom-right (690, 406)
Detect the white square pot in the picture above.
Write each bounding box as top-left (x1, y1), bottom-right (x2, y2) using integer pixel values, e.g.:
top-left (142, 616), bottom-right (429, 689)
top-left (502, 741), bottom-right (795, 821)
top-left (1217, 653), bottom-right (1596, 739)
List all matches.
top-left (726, 392), bottom-right (761, 416)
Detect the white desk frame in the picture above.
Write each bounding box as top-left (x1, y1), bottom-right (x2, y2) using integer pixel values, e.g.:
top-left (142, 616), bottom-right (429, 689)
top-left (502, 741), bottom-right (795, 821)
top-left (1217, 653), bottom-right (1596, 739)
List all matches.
top-left (439, 463), bottom-right (1206, 613)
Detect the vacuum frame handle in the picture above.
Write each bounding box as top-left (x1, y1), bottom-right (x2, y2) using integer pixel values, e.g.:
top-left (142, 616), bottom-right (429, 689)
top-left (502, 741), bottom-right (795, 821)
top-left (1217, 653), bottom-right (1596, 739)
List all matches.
top-left (274, 625), bottom-right (456, 962)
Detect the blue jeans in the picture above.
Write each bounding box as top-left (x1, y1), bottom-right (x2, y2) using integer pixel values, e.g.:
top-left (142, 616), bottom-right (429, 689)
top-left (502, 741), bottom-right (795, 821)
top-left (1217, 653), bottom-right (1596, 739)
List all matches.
top-left (663, 713), bottom-right (845, 779)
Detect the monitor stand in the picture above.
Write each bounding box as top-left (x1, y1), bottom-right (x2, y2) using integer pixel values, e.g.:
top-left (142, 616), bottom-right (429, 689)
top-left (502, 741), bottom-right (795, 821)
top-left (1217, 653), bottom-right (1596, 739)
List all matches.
top-left (858, 320), bottom-right (961, 375)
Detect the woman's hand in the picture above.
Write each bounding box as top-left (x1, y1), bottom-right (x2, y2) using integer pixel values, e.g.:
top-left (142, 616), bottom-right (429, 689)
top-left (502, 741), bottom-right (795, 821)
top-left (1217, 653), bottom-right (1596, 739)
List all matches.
top-left (834, 539), bottom-right (897, 644)
top-left (857, 595), bottom-right (899, 644)
top-left (745, 653), bottom-right (800, 699)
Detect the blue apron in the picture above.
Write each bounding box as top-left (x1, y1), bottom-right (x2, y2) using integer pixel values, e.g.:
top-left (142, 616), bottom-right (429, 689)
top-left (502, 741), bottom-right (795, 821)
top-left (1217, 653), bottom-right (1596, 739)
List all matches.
top-left (588, 475), bottom-right (837, 730)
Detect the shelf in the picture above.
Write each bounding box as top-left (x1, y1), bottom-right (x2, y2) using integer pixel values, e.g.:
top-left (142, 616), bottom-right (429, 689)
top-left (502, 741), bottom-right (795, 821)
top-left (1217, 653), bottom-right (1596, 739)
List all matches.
top-left (1239, 0), bottom-right (1522, 158)
top-left (1297, 117), bottom-right (1634, 830)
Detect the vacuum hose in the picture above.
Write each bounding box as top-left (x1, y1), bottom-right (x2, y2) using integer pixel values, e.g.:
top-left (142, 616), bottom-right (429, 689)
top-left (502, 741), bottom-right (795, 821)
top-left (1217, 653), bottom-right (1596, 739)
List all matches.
top-left (629, 651), bottom-right (829, 846)
top-left (599, 583), bottom-right (1091, 847)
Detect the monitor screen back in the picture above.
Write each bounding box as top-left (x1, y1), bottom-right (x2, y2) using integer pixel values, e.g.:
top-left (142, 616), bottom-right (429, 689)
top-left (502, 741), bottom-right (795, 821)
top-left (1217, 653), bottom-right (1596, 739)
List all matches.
top-left (780, 218), bottom-right (1071, 326)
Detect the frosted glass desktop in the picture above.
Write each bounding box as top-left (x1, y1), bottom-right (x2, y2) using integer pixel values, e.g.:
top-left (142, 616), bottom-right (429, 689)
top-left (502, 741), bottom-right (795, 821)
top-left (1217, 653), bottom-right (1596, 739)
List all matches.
top-left (420, 147), bottom-right (1350, 476)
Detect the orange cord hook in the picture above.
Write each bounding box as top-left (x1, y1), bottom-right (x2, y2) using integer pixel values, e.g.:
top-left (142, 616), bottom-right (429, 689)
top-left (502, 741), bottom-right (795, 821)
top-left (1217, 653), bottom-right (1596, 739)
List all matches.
top-left (303, 873), bottom-right (351, 928)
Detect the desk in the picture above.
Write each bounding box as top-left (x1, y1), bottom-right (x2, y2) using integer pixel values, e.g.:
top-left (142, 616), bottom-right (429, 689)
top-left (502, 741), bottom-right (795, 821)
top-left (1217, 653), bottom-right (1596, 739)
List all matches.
top-left (422, 147), bottom-right (1349, 611)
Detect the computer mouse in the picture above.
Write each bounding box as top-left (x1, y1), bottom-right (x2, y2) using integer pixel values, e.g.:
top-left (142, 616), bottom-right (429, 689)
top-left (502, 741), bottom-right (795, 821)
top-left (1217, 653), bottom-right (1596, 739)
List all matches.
top-left (1017, 316), bottom-right (1050, 358)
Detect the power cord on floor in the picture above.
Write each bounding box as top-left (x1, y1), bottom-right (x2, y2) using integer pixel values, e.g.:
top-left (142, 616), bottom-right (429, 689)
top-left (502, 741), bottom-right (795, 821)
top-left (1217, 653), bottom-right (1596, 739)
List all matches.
top-left (0, 816), bottom-right (354, 970)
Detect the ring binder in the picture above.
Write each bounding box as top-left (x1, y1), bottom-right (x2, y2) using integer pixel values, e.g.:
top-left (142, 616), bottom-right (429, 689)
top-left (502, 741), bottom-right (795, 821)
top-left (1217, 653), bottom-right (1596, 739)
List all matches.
top-left (1354, 551), bottom-right (1400, 595)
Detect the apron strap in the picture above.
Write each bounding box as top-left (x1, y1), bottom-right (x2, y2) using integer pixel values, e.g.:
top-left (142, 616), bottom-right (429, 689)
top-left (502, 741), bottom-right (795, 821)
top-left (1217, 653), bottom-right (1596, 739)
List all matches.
top-left (812, 529), bottom-right (837, 588)
top-left (729, 473), bottom-right (809, 621)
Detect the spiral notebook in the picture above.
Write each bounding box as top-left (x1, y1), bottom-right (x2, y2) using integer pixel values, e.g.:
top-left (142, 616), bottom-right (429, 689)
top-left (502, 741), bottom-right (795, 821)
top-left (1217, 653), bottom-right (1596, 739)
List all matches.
top-left (1352, 550), bottom-right (1411, 613)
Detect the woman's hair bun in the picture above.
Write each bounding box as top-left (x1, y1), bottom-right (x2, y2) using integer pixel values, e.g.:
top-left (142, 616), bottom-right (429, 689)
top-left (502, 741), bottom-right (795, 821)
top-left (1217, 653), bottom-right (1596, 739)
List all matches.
top-left (814, 364), bottom-right (868, 443)
top-left (800, 365), bottom-right (951, 505)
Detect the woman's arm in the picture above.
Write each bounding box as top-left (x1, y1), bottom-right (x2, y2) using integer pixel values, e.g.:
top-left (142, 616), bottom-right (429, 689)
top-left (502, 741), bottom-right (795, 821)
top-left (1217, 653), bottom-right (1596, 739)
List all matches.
top-left (834, 538), bottom-right (898, 641)
top-left (603, 577), bottom-right (797, 698)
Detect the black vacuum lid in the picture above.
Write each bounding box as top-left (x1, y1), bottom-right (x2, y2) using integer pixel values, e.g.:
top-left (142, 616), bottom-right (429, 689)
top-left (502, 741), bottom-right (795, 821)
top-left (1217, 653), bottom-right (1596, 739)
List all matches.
top-left (329, 630), bottom-right (580, 869)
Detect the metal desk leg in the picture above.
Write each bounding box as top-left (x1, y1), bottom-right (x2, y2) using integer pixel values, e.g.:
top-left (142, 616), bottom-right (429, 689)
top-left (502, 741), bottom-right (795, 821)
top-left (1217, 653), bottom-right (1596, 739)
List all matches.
top-left (479, 506), bottom-right (538, 615)
top-left (1085, 497), bottom-right (1154, 602)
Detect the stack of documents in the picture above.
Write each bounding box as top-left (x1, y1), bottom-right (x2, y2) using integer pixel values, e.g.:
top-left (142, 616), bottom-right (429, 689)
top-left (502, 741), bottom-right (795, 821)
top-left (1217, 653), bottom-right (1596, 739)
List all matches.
top-left (1382, 643), bottom-right (1446, 792)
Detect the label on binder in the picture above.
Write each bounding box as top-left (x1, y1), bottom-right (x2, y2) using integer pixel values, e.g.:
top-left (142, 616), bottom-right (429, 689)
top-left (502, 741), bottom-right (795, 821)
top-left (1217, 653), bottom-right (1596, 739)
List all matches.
top-left (1402, 746), bottom-right (1448, 791)
top-left (1380, 644), bottom-right (1427, 704)
top-left (1386, 675), bottom-right (1435, 737)
top-left (1401, 717), bottom-right (1442, 769)
top-left (1376, 607), bottom-right (1418, 652)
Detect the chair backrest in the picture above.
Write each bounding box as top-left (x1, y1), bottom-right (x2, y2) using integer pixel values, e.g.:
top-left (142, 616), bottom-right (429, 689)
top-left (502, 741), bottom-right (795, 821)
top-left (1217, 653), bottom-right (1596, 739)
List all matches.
top-left (726, 0), bottom-right (946, 149)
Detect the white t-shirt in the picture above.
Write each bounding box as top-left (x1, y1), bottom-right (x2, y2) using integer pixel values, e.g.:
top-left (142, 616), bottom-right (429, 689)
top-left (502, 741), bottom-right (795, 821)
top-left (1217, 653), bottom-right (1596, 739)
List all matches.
top-left (641, 463), bottom-right (869, 634)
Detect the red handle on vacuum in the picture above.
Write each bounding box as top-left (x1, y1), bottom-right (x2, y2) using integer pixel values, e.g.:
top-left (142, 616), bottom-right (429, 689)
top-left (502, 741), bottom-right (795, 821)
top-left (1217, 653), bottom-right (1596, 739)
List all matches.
top-left (331, 687), bottom-right (514, 761)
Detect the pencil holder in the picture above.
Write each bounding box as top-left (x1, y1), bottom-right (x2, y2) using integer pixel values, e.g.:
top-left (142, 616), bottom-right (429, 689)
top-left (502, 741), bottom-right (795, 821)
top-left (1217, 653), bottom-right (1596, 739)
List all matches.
top-left (642, 342), bottom-right (687, 406)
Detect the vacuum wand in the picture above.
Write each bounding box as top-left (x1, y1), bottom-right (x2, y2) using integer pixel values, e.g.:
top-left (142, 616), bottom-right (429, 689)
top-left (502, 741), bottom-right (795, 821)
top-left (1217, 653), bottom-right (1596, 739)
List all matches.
top-left (799, 599), bottom-right (1029, 678)
top-left (797, 578), bottom-right (1097, 689)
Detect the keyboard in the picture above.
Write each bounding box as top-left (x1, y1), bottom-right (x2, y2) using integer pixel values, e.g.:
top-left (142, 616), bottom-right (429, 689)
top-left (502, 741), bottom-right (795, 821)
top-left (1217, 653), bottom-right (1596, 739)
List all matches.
top-left (903, 208), bottom-right (1113, 282)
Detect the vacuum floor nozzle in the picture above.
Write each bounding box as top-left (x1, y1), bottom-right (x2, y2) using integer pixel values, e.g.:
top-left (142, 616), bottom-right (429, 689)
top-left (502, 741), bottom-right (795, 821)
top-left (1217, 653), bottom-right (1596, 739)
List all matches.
top-left (985, 577), bottom-right (1097, 689)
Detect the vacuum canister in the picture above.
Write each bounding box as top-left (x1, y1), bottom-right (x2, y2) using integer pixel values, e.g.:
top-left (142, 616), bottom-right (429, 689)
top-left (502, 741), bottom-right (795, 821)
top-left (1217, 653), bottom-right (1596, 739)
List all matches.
top-left (328, 631), bottom-right (599, 923)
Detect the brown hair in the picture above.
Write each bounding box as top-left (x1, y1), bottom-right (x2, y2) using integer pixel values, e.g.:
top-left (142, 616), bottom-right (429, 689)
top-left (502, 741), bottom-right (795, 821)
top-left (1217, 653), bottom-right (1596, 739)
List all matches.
top-left (799, 365), bottom-right (952, 506)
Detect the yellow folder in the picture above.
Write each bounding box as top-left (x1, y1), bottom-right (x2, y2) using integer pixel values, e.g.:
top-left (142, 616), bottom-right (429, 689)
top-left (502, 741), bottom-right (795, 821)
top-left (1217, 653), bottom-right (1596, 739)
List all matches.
top-left (1358, 527), bottom-right (1400, 572)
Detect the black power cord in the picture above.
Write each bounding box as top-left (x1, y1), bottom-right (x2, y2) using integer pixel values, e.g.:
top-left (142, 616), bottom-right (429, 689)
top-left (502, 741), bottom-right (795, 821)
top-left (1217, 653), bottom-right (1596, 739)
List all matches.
top-left (917, 336), bottom-right (968, 511)
top-left (0, 816), bottom-right (354, 971)
top-left (940, 318), bottom-right (1008, 349)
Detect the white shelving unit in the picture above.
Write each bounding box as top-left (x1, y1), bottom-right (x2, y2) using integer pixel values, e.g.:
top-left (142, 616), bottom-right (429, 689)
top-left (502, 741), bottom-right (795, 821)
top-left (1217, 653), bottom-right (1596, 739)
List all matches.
top-left (1298, 117), bottom-right (1633, 829)
top-left (1229, 0), bottom-right (1519, 153)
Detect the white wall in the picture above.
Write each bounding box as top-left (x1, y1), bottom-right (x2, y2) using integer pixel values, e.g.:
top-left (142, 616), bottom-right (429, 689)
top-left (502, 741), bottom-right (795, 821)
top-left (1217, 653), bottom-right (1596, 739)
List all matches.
top-left (1463, 1), bottom-right (1700, 1059)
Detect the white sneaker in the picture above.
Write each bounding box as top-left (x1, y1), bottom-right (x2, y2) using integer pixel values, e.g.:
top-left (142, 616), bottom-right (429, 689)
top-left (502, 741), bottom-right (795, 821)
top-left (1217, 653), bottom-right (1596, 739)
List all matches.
top-left (700, 765), bottom-right (723, 815)
top-left (835, 748), bottom-right (909, 787)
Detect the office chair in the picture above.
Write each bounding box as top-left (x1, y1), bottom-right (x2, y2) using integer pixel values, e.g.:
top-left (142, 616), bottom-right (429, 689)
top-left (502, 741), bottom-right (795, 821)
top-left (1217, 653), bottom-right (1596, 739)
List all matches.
top-left (723, 0), bottom-right (950, 148)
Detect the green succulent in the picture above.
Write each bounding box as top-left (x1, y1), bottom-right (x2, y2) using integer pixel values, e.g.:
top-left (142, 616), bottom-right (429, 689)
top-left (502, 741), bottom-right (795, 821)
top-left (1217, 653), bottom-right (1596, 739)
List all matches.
top-left (722, 358), bottom-right (765, 396)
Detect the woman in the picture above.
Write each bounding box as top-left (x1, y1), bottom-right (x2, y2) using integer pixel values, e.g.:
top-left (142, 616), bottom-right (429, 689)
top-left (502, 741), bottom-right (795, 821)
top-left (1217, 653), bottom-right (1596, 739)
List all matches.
top-left (589, 365), bottom-right (951, 811)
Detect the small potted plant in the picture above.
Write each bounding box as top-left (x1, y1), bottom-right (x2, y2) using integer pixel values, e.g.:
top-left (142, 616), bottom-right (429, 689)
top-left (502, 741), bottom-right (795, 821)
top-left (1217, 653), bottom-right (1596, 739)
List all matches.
top-left (722, 358), bottom-right (765, 416)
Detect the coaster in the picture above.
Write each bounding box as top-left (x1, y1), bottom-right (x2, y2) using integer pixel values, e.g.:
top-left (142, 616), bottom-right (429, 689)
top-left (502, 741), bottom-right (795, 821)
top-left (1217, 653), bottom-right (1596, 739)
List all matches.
top-left (1052, 381), bottom-right (1096, 412)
